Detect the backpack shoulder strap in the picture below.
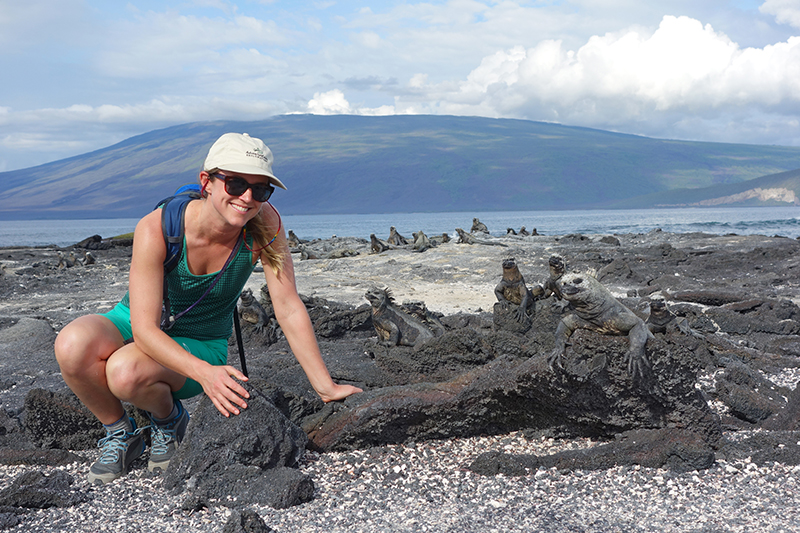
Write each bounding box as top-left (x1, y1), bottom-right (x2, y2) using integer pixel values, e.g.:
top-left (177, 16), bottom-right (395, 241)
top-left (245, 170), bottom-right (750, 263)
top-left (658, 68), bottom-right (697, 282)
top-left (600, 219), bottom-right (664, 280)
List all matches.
top-left (157, 188), bottom-right (200, 273)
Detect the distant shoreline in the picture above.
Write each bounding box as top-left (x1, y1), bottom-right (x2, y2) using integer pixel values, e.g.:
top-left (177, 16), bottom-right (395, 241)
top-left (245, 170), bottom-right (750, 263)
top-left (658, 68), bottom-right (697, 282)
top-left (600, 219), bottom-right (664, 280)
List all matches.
top-left (1, 205), bottom-right (799, 248)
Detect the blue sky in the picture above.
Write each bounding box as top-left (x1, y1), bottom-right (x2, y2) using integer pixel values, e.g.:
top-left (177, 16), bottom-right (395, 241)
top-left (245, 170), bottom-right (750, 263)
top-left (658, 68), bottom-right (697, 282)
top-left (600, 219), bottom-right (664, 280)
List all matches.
top-left (2, 0), bottom-right (800, 171)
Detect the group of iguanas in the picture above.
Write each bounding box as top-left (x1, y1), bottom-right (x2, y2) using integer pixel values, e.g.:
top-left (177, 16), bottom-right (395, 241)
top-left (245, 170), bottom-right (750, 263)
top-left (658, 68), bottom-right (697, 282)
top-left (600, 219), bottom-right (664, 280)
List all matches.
top-left (363, 247), bottom-right (699, 383)
top-left (244, 219), bottom-right (697, 384)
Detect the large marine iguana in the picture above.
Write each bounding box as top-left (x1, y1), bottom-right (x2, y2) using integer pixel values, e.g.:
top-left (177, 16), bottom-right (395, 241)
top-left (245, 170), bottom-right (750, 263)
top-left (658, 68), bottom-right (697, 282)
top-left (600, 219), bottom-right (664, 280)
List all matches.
top-left (494, 258), bottom-right (539, 322)
top-left (455, 228), bottom-right (507, 247)
top-left (548, 271), bottom-right (653, 380)
top-left (364, 287), bottom-right (436, 347)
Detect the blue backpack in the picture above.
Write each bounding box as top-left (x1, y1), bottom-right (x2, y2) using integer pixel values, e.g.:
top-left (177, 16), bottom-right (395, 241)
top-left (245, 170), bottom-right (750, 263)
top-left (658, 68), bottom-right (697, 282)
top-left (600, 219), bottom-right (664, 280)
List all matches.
top-left (155, 184), bottom-right (248, 376)
top-left (156, 184), bottom-right (201, 275)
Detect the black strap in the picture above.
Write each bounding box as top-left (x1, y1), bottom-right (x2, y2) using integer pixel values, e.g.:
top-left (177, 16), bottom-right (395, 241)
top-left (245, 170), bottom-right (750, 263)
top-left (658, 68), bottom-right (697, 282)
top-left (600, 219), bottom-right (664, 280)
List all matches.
top-left (232, 310), bottom-right (248, 377)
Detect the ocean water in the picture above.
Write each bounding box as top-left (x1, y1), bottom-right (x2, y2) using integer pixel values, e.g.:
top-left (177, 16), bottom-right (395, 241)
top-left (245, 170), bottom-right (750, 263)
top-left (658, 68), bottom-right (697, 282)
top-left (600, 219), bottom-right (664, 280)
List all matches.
top-left (1, 206), bottom-right (798, 248)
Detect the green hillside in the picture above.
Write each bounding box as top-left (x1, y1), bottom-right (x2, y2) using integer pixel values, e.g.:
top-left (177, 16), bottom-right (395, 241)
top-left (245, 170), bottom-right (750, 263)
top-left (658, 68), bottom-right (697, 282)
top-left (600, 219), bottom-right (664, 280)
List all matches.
top-left (1, 115), bottom-right (800, 220)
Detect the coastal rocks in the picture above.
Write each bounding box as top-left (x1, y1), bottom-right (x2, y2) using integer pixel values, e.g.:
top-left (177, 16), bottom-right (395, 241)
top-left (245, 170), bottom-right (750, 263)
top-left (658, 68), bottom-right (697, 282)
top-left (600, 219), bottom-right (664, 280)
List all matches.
top-left (223, 509), bottom-right (273, 532)
top-left (714, 361), bottom-right (791, 423)
top-left (163, 378), bottom-right (314, 510)
top-left (23, 389), bottom-right (104, 451)
top-left (468, 428), bottom-right (716, 476)
top-left (0, 469), bottom-right (87, 510)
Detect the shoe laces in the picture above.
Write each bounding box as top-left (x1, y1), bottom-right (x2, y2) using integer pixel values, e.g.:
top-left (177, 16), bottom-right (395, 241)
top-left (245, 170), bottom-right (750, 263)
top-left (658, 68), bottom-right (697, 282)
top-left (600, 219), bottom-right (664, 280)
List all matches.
top-left (96, 426), bottom-right (143, 465)
top-left (150, 422), bottom-right (179, 455)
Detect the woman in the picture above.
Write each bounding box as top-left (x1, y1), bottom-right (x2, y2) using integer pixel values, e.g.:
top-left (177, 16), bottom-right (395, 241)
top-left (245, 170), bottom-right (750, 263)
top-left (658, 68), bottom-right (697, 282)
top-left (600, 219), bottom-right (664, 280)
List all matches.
top-left (55, 133), bottom-right (362, 485)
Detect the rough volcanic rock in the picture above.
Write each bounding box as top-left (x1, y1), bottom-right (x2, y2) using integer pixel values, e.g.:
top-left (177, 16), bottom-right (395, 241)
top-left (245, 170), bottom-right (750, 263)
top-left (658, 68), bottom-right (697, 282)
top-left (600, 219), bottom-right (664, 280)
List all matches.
top-left (306, 332), bottom-right (721, 452)
top-left (163, 379), bottom-right (314, 509)
top-left (469, 428), bottom-right (716, 475)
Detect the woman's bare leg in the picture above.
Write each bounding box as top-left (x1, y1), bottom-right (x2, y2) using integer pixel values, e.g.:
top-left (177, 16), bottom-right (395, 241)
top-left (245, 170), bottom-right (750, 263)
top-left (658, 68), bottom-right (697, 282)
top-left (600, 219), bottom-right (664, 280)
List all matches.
top-left (55, 314), bottom-right (186, 422)
top-left (54, 315), bottom-right (128, 425)
top-left (105, 346), bottom-right (186, 419)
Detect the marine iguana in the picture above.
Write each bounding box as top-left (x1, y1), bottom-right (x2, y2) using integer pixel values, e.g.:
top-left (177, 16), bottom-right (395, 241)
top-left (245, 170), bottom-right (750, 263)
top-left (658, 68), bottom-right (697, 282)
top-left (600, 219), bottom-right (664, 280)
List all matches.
top-left (387, 226), bottom-right (408, 246)
top-left (548, 271), bottom-right (653, 380)
top-left (400, 300), bottom-right (446, 336)
top-left (543, 254), bottom-right (566, 300)
top-left (455, 228), bottom-right (507, 247)
top-left (494, 258), bottom-right (536, 322)
top-left (518, 226), bottom-right (530, 236)
top-left (471, 218), bottom-right (489, 234)
top-left (430, 233), bottom-right (450, 245)
top-left (646, 297), bottom-right (704, 338)
top-left (239, 288), bottom-right (272, 333)
top-left (411, 231), bottom-right (433, 253)
top-left (370, 234), bottom-right (392, 254)
top-left (287, 230), bottom-right (306, 248)
top-left (56, 251), bottom-right (77, 269)
top-left (364, 287), bottom-right (436, 347)
top-left (506, 228), bottom-right (517, 235)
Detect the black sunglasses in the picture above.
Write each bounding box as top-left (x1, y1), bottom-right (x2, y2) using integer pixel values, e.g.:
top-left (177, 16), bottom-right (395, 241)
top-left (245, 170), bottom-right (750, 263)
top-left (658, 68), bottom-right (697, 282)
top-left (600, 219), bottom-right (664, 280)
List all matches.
top-left (212, 173), bottom-right (274, 202)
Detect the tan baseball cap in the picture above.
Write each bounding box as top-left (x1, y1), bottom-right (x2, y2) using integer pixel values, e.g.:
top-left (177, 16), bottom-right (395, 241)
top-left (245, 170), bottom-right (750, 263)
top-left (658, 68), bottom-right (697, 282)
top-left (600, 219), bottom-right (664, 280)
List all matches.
top-left (203, 133), bottom-right (287, 190)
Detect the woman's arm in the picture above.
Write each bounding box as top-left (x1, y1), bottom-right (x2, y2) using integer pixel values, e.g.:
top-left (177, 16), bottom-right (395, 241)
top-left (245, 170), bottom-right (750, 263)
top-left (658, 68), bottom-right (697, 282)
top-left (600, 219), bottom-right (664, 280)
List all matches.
top-left (128, 211), bottom-right (250, 416)
top-left (261, 225), bottom-right (362, 402)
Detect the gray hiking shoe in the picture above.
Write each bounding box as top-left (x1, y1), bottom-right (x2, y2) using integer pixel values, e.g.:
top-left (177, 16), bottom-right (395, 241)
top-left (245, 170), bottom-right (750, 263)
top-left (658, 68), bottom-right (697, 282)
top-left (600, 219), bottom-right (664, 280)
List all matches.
top-left (88, 419), bottom-right (145, 485)
top-left (147, 400), bottom-right (189, 473)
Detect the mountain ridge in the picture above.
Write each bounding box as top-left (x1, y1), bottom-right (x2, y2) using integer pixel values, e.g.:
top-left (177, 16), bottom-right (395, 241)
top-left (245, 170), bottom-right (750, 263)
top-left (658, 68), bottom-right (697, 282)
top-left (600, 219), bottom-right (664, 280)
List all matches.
top-left (2, 114), bottom-right (799, 220)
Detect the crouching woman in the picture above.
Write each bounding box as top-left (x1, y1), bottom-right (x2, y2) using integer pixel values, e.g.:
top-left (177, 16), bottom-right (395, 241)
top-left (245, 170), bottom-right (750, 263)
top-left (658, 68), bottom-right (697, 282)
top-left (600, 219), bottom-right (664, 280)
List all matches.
top-left (55, 133), bottom-right (361, 484)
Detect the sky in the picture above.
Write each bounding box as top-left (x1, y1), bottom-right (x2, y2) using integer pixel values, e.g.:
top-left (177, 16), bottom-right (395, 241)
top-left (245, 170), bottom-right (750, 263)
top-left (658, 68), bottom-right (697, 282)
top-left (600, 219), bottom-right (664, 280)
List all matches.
top-left (2, 0), bottom-right (800, 172)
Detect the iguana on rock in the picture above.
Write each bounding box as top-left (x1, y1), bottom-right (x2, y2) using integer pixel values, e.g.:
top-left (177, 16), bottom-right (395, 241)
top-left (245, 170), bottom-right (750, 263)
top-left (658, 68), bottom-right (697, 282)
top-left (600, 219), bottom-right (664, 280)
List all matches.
top-left (646, 297), bottom-right (704, 338)
top-left (239, 288), bottom-right (271, 333)
top-left (455, 228), bottom-right (507, 247)
top-left (430, 233), bottom-right (450, 245)
top-left (411, 231), bottom-right (433, 253)
top-left (287, 230), bottom-right (306, 249)
top-left (364, 287), bottom-right (436, 347)
top-left (387, 226), bottom-right (408, 246)
top-left (370, 234), bottom-right (392, 254)
top-left (543, 254), bottom-right (566, 300)
top-left (494, 258), bottom-right (538, 322)
top-left (548, 271), bottom-right (653, 380)
top-left (471, 218), bottom-right (489, 234)
top-left (400, 300), bottom-right (446, 336)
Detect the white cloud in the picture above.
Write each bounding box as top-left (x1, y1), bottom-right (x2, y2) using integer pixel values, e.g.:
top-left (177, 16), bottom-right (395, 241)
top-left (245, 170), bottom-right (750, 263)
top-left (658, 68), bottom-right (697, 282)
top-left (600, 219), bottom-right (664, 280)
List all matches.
top-left (306, 90), bottom-right (395, 116)
top-left (390, 15), bottom-right (800, 142)
top-left (307, 90), bottom-right (352, 114)
top-left (761, 0), bottom-right (800, 28)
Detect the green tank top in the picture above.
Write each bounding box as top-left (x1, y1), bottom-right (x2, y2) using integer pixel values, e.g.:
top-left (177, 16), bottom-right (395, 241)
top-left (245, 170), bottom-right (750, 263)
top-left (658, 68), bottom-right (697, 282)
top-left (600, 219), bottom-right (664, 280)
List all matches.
top-left (120, 233), bottom-right (256, 340)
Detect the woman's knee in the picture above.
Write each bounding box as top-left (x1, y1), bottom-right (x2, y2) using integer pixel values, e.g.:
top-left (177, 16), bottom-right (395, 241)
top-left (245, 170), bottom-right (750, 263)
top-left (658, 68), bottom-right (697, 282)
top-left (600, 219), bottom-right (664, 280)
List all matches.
top-left (105, 350), bottom-right (152, 400)
top-left (54, 315), bottom-right (121, 374)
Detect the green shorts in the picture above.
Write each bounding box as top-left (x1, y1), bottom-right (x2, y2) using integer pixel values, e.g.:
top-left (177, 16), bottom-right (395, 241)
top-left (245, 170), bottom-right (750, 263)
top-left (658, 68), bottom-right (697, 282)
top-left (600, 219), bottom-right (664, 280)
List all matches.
top-left (100, 302), bottom-right (228, 400)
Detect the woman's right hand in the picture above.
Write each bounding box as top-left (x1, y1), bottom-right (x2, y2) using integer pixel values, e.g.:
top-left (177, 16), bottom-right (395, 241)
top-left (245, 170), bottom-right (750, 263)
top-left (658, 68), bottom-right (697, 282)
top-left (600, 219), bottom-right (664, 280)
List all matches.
top-left (198, 363), bottom-right (250, 417)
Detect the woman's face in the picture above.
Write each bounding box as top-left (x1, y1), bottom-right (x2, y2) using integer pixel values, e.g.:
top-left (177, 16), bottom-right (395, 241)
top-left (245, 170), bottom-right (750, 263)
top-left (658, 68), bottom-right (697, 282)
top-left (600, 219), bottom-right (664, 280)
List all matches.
top-left (203, 170), bottom-right (272, 226)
